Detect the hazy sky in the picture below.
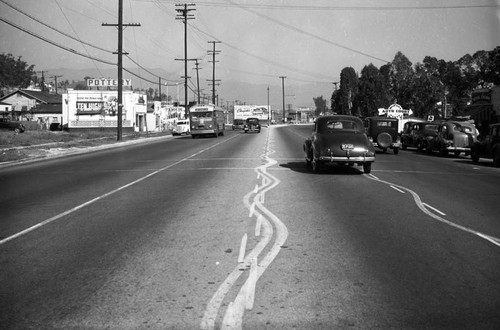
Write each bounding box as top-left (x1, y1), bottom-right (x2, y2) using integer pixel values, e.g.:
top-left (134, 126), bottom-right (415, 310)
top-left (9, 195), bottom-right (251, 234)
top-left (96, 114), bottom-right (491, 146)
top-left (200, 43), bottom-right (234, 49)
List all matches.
top-left (1, 0), bottom-right (499, 106)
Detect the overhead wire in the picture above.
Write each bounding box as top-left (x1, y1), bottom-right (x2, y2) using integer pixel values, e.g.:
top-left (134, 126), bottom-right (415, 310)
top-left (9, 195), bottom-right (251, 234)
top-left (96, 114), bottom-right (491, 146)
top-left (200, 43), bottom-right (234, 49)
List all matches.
top-left (0, 0), bottom-right (180, 85)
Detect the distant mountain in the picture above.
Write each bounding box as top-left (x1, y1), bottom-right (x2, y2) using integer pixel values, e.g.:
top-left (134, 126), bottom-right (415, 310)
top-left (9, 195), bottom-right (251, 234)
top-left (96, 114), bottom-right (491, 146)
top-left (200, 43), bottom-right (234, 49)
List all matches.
top-left (47, 67), bottom-right (332, 108)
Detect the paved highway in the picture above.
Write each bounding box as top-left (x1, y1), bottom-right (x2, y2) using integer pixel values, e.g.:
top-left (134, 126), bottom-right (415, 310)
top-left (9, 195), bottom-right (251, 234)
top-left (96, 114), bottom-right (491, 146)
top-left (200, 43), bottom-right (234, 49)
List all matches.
top-left (1, 125), bottom-right (499, 329)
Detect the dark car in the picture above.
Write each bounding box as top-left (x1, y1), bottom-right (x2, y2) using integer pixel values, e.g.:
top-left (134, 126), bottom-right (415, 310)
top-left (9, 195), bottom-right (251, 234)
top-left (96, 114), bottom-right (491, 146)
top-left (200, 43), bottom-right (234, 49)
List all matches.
top-left (244, 117), bottom-right (261, 133)
top-left (426, 120), bottom-right (479, 157)
top-left (0, 118), bottom-right (25, 133)
top-left (303, 115), bottom-right (375, 173)
top-left (401, 121), bottom-right (440, 152)
top-left (232, 119), bottom-right (245, 130)
top-left (471, 123), bottom-right (500, 167)
top-left (364, 117), bottom-right (401, 154)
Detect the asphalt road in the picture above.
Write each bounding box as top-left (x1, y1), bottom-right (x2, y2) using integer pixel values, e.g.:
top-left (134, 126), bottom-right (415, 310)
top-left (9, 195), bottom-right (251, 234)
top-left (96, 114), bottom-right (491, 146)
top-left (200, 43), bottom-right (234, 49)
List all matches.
top-left (1, 125), bottom-right (499, 329)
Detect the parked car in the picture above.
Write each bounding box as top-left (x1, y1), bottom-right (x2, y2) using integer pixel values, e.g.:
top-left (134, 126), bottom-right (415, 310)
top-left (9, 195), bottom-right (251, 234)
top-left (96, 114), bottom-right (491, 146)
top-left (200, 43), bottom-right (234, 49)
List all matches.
top-left (401, 121), bottom-right (440, 152)
top-left (244, 117), bottom-right (261, 133)
top-left (0, 118), bottom-right (25, 133)
top-left (232, 119), bottom-right (245, 130)
top-left (303, 115), bottom-right (375, 173)
top-left (364, 117), bottom-right (401, 154)
top-left (426, 120), bottom-right (479, 157)
top-left (172, 119), bottom-right (190, 136)
top-left (471, 123), bottom-right (500, 167)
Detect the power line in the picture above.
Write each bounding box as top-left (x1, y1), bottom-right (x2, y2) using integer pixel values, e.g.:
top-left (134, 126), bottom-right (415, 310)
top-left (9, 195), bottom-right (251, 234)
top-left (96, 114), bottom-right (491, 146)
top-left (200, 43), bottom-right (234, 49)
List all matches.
top-left (0, 11), bottom-right (178, 85)
top-left (135, 0), bottom-right (499, 11)
top-left (225, 0), bottom-right (390, 63)
top-left (0, 16), bottom-right (116, 65)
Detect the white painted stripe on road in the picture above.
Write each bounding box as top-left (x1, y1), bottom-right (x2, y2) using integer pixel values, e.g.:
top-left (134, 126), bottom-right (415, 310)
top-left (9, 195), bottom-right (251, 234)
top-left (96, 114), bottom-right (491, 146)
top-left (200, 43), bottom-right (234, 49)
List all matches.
top-left (422, 202), bottom-right (446, 216)
top-left (390, 185), bottom-right (406, 194)
top-left (0, 135), bottom-right (239, 246)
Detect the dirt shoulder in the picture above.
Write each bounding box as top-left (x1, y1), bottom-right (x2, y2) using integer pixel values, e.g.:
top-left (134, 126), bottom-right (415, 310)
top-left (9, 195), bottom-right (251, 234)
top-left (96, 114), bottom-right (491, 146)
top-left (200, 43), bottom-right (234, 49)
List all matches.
top-left (0, 130), bottom-right (173, 167)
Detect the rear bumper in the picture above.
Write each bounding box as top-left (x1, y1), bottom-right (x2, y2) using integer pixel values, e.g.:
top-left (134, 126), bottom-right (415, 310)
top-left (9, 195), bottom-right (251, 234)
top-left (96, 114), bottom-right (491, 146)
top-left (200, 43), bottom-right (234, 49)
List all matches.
top-left (191, 129), bottom-right (216, 135)
top-left (318, 156), bottom-right (375, 163)
top-left (445, 146), bottom-right (470, 152)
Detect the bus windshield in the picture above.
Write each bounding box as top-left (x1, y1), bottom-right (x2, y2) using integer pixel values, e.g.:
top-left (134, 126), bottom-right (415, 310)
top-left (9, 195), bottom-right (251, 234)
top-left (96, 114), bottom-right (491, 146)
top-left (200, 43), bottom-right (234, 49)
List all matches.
top-left (190, 111), bottom-right (212, 119)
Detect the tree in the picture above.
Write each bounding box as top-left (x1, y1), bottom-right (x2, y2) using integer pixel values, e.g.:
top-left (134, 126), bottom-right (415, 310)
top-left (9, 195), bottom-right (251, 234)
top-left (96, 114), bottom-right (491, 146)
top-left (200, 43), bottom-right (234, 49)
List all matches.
top-left (389, 51), bottom-right (414, 108)
top-left (313, 96), bottom-right (327, 117)
top-left (338, 67), bottom-right (358, 115)
top-left (357, 63), bottom-right (390, 117)
top-left (0, 53), bottom-right (35, 93)
top-left (411, 62), bottom-right (441, 118)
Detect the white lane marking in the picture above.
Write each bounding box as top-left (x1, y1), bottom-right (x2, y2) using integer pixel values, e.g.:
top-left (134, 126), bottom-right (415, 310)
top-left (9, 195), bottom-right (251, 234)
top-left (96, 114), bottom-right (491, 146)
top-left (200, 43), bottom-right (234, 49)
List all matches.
top-left (238, 234), bottom-right (248, 263)
top-left (366, 174), bottom-right (500, 248)
top-left (422, 202), bottom-right (446, 216)
top-left (201, 130), bottom-right (288, 330)
top-left (390, 185), bottom-right (406, 194)
top-left (0, 136), bottom-right (239, 246)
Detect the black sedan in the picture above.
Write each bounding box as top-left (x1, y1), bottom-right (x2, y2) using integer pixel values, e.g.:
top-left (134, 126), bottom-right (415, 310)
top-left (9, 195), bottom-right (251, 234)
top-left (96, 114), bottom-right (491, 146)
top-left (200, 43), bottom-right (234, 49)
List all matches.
top-left (244, 117), bottom-right (261, 133)
top-left (303, 115), bottom-right (375, 173)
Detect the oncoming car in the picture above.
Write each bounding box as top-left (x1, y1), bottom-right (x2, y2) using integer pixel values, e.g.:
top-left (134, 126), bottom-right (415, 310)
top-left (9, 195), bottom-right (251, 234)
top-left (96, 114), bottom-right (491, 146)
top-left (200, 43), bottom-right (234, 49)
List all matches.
top-left (232, 119), bottom-right (244, 130)
top-left (303, 115), bottom-right (375, 173)
top-left (172, 119), bottom-right (190, 136)
top-left (244, 117), bottom-right (261, 133)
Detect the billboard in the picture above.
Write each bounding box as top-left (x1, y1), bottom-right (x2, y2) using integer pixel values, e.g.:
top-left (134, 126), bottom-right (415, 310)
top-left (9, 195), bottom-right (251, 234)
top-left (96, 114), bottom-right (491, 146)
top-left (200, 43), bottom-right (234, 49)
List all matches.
top-left (234, 105), bottom-right (270, 121)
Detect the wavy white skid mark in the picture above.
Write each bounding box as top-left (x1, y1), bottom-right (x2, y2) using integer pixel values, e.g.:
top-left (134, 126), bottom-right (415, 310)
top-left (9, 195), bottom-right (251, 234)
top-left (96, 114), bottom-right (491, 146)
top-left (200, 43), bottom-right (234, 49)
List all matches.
top-left (366, 174), bottom-right (500, 248)
top-left (201, 133), bottom-right (288, 330)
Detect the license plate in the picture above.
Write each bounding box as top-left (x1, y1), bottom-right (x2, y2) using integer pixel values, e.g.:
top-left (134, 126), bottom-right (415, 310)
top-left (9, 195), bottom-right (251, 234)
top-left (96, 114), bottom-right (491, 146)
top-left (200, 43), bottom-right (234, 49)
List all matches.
top-left (341, 144), bottom-right (354, 150)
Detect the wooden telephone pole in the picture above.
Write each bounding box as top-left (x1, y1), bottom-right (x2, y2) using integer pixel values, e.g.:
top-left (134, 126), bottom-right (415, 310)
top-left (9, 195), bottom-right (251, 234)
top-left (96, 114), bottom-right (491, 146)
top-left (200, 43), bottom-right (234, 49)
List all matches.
top-left (176, 3), bottom-right (196, 118)
top-left (102, 0), bottom-right (140, 141)
top-left (207, 41), bottom-right (221, 105)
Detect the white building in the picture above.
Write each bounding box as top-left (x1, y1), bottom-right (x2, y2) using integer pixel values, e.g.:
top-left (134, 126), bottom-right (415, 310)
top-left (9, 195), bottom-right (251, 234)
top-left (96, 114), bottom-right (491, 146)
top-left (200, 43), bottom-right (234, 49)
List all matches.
top-left (62, 89), bottom-right (148, 132)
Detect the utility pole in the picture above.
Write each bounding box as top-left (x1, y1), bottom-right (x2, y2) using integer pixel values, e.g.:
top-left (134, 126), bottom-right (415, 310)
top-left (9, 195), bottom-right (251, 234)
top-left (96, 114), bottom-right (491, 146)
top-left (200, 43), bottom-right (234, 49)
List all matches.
top-left (103, 0), bottom-right (140, 141)
top-left (267, 86), bottom-right (270, 123)
top-left (208, 41), bottom-right (221, 104)
top-left (158, 77), bottom-right (162, 101)
top-left (36, 71), bottom-right (48, 92)
top-left (193, 59), bottom-right (201, 104)
top-left (176, 3), bottom-right (195, 118)
top-left (50, 75), bottom-right (63, 94)
top-left (279, 76), bottom-right (286, 122)
top-left (175, 58), bottom-right (197, 107)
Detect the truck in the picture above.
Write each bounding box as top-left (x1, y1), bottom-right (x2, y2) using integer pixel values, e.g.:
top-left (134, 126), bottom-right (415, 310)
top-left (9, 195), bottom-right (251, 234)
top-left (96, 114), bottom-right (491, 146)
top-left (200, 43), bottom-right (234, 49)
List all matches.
top-left (233, 105), bottom-right (270, 127)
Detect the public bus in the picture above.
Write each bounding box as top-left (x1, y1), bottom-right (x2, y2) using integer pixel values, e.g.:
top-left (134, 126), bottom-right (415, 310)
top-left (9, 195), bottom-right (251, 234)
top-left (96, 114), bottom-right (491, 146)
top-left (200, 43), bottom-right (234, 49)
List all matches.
top-left (189, 104), bottom-right (225, 138)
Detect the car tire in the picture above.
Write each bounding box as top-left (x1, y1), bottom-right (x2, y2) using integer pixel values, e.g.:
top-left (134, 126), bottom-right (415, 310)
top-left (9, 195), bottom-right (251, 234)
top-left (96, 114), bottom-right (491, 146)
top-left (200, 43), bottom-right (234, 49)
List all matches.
top-left (311, 159), bottom-right (321, 173)
top-left (493, 150), bottom-right (500, 167)
top-left (363, 162), bottom-right (372, 174)
top-left (311, 149), bottom-right (321, 173)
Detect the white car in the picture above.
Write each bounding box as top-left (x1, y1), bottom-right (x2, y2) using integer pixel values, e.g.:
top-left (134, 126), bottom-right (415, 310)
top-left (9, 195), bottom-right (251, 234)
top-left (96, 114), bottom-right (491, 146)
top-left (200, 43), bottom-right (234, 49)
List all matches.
top-left (172, 120), bottom-right (190, 136)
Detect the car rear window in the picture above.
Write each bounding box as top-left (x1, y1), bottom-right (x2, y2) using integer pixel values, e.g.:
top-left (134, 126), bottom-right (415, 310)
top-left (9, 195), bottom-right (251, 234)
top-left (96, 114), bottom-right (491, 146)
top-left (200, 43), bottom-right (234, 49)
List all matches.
top-left (424, 124), bottom-right (439, 131)
top-left (375, 121), bottom-right (398, 128)
top-left (319, 119), bottom-right (362, 133)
